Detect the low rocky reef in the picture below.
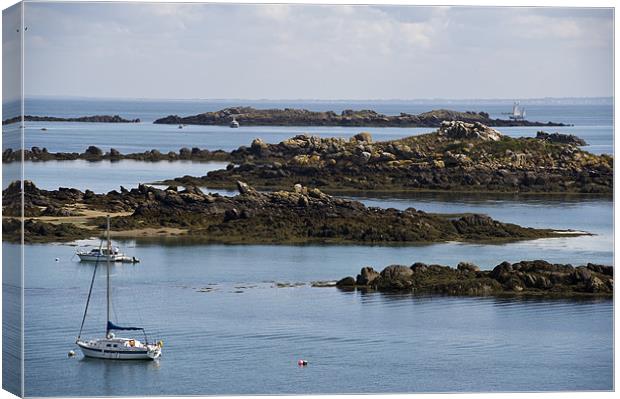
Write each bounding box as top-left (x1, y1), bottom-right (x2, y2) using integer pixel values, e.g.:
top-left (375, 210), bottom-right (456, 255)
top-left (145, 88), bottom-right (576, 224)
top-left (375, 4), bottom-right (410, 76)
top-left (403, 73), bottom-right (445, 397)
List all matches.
top-left (153, 107), bottom-right (567, 127)
top-left (336, 260), bottom-right (613, 298)
top-left (2, 180), bottom-right (573, 244)
top-left (535, 131), bottom-right (587, 146)
top-left (2, 218), bottom-right (93, 244)
top-left (2, 145), bottom-right (230, 163)
top-left (166, 122), bottom-right (612, 194)
top-left (2, 114), bottom-right (140, 125)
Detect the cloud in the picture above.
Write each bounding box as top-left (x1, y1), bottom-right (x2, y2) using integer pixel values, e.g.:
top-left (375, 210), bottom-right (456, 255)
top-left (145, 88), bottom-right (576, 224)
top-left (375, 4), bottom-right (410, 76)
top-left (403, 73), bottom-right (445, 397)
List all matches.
top-left (19, 3), bottom-right (613, 99)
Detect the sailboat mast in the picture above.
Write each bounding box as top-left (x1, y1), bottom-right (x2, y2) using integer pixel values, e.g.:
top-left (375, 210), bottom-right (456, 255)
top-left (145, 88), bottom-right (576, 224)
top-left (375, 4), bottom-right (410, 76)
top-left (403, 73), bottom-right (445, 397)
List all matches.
top-left (106, 215), bottom-right (111, 335)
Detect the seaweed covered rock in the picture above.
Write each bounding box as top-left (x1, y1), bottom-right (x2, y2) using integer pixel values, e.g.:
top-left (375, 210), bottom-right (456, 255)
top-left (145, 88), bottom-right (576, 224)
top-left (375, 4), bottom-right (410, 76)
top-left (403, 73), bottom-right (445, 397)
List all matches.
top-left (356, 266), bottom-right (380, 285)
top-left (2, 114), bottom-right (140, 125)
top-left (153, 107), bottom-right (567, 128)
top-left (536, 131), bottom-right (587, 146)
top-left (339, 260), bottom-right (613, 297)
top-left (2, 181), bottom-right (571, 244)
top-left (3, 218), bottom-right (93, 243)
top-left (178, 122), bottom-right (612, 194)
top-left (3, 146), bottom-right (231, 163)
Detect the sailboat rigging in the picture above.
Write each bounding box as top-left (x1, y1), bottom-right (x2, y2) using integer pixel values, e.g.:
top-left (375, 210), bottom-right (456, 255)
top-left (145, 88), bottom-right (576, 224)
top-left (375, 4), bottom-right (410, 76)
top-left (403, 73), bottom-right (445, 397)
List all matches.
top-left (75, 216), bottom-right (162, 360)
top-left (509, 101), bottom-right (526, 120)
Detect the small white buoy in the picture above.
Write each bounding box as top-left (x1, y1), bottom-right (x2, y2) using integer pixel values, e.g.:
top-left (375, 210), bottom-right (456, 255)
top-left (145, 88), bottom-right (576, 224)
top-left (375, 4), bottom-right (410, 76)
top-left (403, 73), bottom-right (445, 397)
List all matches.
top-left (68, 350), bottom-right (76, 357)
top-left (55, 258), bottom-right (60, 262)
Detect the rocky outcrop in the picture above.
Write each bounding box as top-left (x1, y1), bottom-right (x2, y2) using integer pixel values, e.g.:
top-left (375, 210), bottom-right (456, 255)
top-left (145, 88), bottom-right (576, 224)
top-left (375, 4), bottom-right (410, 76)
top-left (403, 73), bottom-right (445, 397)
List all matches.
top-left (2, 218), bottom-right (93, 243)
top-left (438, 120), bottom-right (502, 141)
top-left (2, 146), bottom-right (231, 163)
top-left (164, 122), bottom-right (612, 194)
top-left (337, 260), bottom-right (613, 297)
top-left (2, 181), bottom-right (572, 244)
top-left (536, 131), bottom-right (587, 146)
top-left (2, 115), bottom-right (140, 125)
top-left (153, 107), bottom-right (567, 127)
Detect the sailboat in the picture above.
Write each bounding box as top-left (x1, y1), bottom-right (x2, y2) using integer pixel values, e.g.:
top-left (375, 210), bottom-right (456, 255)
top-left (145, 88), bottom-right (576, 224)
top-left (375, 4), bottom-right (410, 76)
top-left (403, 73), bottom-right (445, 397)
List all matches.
top-left (75, 216), bottom-right (162, 360)
top-left (509, 101), bottom-right (526, 120)
top-left (76, 245), bottom-right (138, 263)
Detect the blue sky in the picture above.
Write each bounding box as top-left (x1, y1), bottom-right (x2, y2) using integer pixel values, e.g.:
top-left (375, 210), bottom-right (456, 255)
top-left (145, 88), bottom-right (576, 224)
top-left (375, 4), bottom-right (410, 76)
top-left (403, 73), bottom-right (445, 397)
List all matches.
top-left (4, 2), bottom-right (614, 100)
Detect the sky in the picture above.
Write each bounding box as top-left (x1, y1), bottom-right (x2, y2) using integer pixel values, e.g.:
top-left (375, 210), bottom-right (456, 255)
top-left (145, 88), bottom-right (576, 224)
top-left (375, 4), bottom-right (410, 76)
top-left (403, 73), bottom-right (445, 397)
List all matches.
top-left (3, 2), bottom-right (615, 100)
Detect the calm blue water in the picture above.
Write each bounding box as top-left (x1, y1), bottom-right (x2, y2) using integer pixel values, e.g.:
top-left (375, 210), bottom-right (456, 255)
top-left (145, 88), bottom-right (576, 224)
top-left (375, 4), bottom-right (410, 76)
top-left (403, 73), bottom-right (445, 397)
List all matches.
top-left (2, 119), bottom-right (23, 396)
top-left (2, 98), bottom-right (614, 395)
top-left (18, 242), bottom-right (613, 396)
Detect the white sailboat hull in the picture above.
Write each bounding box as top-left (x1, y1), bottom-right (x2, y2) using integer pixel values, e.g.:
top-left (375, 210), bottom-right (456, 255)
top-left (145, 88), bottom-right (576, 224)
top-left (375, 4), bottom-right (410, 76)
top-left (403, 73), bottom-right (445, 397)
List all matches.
top-left (77, 253), bottom-right (136, 262)
top-left (77, 340), bottom-right (161, 360)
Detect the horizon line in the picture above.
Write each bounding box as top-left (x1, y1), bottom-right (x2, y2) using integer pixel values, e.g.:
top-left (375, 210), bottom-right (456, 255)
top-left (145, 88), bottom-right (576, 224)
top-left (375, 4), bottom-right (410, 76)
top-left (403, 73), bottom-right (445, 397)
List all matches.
top-left (13, 94), bottom-right (615, 103)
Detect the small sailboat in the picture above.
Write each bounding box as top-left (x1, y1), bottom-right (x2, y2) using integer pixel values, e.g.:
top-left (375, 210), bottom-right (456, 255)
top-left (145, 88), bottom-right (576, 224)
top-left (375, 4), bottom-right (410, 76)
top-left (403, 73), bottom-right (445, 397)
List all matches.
top-left (75, 216), bottom-right (162, 360)
top-left (77, 245), bottom-right (138, 263)
top-left (230, 117), bottom-right (240, 128)
top-left (509, 101), bottom-right (526, 120)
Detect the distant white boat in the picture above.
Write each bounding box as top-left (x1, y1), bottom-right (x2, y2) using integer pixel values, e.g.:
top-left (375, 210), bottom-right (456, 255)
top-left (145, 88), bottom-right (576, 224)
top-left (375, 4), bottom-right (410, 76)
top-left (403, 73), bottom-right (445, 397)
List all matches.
top-left (77, 246), bottom-right (138, 263)
top-left (230, 117), bottom-right (240, 128)
top-left (75, 216), bottom-right (161, 360)
top-left (509, 101), bottom-right (526, 120)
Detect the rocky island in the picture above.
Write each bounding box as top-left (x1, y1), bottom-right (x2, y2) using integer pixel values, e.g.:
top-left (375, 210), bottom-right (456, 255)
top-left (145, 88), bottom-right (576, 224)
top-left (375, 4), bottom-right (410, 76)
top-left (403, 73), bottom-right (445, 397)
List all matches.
top-left (2, 145), bottom-right (230, 163)
top-left (163, 121), bottom-right (612, 194)
top-left (2, 180), bottom-right (578, 244)
top-left (2, 114), bottom-right (140, 125)
top-left (153, 107), bottom-right (568, 127)
top-left (5, 121), bottom-right (610, 194)
top-left (336, 260), bottom-right (613, 297)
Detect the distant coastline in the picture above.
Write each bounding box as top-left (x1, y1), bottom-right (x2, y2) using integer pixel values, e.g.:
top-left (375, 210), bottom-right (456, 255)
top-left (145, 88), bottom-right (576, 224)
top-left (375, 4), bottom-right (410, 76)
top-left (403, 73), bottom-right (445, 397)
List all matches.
top-left (2, 114), bottom-right (140, 125)
top-left (2, 107), bottom-right (570, 127)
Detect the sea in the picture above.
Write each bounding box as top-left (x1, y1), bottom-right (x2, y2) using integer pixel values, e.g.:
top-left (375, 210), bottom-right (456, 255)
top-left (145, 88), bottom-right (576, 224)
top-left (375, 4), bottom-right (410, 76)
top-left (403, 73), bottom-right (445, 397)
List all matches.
top-left (1, 97), bottom-right (614, 396)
